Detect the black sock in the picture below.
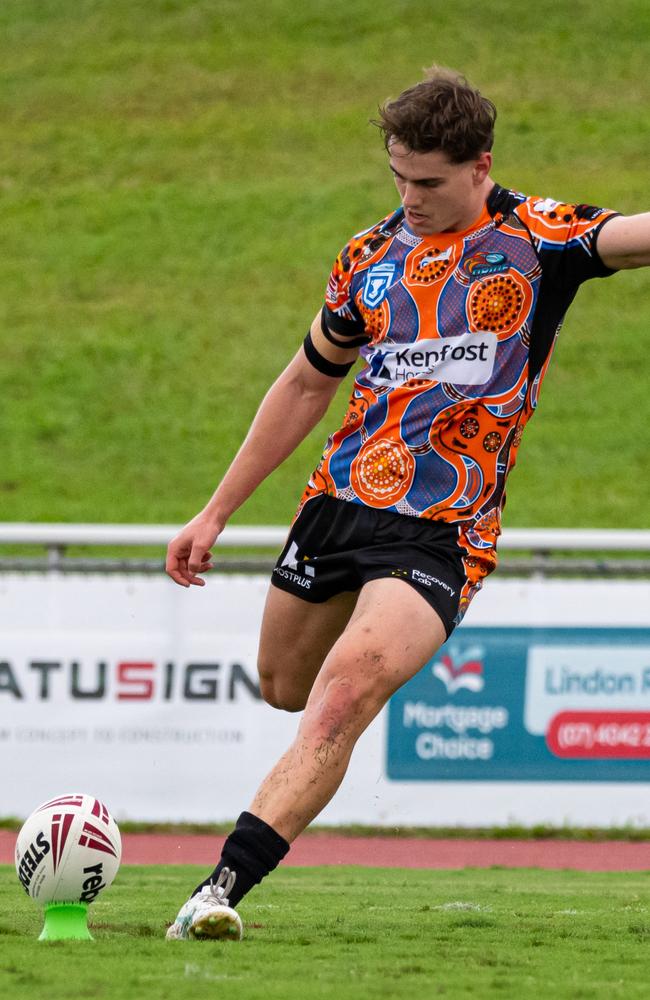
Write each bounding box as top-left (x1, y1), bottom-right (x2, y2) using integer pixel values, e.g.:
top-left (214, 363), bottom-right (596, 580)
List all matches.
top-left (192, 811), bottom-right (290, 907)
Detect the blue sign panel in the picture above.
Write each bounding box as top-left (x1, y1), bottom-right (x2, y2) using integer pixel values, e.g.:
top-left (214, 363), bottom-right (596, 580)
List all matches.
top-left (386, 628), bottom-right (650, 781)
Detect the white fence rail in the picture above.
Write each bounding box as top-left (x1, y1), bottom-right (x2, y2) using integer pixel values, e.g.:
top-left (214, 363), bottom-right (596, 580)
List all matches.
top-left (1, 523), bottom-right (650, 550)
top-left (0, 523), bottom-right (289, 548)
top-left (1, 524), bottom-right (649, 575)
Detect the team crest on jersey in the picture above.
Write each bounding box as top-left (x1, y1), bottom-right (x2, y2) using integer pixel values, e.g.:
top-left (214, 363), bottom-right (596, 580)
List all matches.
top-left (362, 262), bottom-right (396, 308)
top-left (463, 251), bottom-right (509, 279)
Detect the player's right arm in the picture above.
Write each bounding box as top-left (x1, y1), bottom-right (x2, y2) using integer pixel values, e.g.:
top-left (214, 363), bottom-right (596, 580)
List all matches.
top-left (165, 310), bottom-right (360, 588)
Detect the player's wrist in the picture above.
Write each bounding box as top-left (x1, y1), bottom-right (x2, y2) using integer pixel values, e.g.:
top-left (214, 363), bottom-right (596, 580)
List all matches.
top-left (200, 494), bottom-right (233, 529)
top-left (197, 507), bottom-right (227, 533)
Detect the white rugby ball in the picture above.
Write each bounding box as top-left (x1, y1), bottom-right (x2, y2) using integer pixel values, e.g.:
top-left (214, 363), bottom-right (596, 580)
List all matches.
top-left (15, 792), bottom-right (122, 905)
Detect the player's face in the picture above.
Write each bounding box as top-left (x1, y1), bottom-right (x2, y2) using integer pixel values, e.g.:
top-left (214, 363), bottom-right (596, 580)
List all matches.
top-left (388, 142), bottom-right (492, 235)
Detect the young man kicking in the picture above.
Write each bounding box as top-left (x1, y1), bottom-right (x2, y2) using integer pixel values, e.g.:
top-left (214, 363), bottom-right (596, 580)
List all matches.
top-left (164, 66), bottom-right (650, 940)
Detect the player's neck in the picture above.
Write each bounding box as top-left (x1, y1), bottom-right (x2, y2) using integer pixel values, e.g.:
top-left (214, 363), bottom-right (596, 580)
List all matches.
top-left (445, 176), bottom-right (495, 233)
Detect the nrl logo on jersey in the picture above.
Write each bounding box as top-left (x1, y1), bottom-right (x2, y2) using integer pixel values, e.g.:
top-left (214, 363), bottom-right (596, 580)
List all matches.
top-left (361, 262), bottom-right (397, 309)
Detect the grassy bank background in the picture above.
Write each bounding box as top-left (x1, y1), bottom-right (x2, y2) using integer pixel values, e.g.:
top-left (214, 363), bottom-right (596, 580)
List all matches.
top-left (2, 0), bottom-right (648, 528)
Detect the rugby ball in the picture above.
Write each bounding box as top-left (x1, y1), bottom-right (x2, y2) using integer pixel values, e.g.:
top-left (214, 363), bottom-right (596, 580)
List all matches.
top-left (15, 792), bottom-right (121, 904)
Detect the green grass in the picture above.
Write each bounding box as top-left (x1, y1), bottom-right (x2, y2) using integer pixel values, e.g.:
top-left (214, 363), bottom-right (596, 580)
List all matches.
top-left (3, 865), bottom-right (650, 999)
top-left (1, 0), bottom-right (649, 529)
top-left (7, 818), bottom-right (650, 841)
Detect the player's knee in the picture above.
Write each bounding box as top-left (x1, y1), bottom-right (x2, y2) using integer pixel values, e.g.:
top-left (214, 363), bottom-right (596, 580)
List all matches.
top-left (260, 678), bottom-right (307, 713)
top-left (257, 655), bottom-right (308, 713)
top-left (311, 648), bottom-right (391, 732)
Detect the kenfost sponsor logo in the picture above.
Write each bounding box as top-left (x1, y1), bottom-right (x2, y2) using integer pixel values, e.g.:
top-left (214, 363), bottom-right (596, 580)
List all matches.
top-left (366, 332), bottom-right (497, 387)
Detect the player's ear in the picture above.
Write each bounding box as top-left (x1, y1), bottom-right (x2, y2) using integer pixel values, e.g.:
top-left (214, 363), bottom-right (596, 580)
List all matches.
top-left (472, 152), bottom-right (492, 184)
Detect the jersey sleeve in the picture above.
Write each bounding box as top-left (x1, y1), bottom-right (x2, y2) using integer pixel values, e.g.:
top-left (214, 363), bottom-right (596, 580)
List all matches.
top-left (322, 236), bottom-right (369, 340)
top-left (515, 196), bottom-right (620, 290)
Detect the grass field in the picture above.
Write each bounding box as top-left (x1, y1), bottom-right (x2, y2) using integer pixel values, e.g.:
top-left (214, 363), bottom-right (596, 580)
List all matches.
top-left (2, 0), bottom-right (649, 531)
top-left (3, 865), bottom-right (650, 999)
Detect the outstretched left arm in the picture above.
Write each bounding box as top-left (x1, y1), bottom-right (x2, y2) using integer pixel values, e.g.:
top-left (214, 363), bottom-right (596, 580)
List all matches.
top-left (597, 213), bottom-right (650, 270)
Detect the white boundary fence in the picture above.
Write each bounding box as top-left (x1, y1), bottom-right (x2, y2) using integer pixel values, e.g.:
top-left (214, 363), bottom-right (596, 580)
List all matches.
top-left (1, 524), bottom-right (650, 575)
top-left (2, 523), bottom-right (650, 549)
top-left (1, 525), bottom-right (649, 825)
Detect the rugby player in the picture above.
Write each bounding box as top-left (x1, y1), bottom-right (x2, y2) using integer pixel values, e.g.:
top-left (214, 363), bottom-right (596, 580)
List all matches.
top-left (164, 67), bottom-right (650, 940)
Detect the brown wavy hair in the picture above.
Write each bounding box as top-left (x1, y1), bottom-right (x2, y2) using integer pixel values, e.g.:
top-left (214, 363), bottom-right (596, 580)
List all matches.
top-left (373, 66), bottom-right (496, 163)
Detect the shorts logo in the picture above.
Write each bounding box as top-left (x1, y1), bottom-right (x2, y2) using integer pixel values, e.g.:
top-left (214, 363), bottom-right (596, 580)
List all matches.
top-left (273, 541), bottom-right (316, 590)
top-left (411, 569), bottom-right (455, 598)
top-left (432, 647), bottom-right (485, 694)
top-left (362, 262), bottom-right (396, 308)
top-left (365, 333), bottom-right (497, 388)
top-left (463, 251), bottom-right (509, 279)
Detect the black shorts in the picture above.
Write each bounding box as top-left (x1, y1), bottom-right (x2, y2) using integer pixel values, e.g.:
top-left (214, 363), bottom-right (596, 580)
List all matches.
top-left (270, 495), bottom-right (470, 638)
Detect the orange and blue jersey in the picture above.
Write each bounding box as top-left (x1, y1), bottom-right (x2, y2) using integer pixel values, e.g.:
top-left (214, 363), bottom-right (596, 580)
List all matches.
top-left (299, 184), bottom-right (618, 617)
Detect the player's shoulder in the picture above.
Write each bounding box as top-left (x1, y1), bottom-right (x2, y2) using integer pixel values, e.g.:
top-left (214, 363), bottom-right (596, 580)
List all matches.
top-left (488, 184), bottom-right (616, 244)
top-left (326, 209), bottom-right (405, 310)
top-left (337, 208), bottom-right (405, 272)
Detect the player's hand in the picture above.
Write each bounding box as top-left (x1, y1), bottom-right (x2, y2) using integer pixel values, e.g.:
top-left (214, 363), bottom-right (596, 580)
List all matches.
top-left (165, 513), bottom-right (223, 588)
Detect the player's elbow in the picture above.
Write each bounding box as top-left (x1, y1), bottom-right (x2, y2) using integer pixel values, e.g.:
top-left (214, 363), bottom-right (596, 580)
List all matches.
top-left (283, 357), bottom-right (342, 411)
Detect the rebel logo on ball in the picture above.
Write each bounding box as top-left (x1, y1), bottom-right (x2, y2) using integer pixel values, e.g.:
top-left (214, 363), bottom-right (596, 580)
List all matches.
top-left (79, 863), bottom-right (107, 903)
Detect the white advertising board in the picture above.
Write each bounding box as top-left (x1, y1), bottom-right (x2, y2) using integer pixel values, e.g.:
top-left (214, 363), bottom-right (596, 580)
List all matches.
top-left (1, 572), bottom-right (649, 826)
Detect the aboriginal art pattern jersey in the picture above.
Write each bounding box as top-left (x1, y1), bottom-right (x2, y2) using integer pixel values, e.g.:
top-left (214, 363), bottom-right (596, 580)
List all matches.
top-left (299, 184), bottom-right (618, 618)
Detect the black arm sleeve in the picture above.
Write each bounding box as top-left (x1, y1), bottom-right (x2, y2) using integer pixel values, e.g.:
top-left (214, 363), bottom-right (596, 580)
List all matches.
top-left (320, 308), bottom-right (371, 349)
top-left (302, 330), bottom-right (355, 378)
top-left (322, 302), bottom-right (369, 341)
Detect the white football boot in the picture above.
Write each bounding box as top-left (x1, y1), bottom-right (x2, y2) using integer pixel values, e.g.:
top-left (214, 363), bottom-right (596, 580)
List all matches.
top-left (166, 867), bottom-right (243, 941)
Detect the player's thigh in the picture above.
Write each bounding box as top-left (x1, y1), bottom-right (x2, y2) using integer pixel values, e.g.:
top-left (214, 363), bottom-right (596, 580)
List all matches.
top-left (305, 577), bottom-right (447, 727)
top-left (257, 583), bottom-right (359, 710)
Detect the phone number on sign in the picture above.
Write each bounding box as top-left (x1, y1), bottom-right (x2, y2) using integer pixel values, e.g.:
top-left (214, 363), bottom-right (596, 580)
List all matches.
top-left (546, 711), bottom-right (650, 758)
